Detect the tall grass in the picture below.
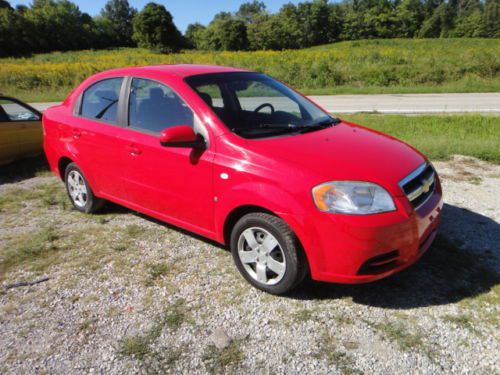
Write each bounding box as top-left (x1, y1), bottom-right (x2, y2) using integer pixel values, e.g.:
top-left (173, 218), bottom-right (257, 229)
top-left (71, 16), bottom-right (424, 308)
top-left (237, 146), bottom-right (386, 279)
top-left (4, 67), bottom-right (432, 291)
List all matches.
top-left (344, 114), bottom-right (500, 163)
top-left (1, 38), bottom-right (499, 102)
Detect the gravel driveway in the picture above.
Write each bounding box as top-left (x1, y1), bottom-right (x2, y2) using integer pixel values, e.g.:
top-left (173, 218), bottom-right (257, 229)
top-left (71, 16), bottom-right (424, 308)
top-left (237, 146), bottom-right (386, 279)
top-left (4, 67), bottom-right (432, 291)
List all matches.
top-left (0, 155), bottom-right (499, 374)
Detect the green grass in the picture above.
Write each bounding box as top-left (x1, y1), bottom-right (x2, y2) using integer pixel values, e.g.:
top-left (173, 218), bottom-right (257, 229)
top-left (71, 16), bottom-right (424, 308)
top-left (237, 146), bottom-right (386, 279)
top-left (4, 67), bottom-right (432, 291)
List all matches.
top-left (145, 263), bottom-right (170, 286)
top-left (203, 341), bottom-right (244, 375)
top-left (1, 38), bottom-right (499, 102)
top-left (0, 182), bottom-right (68, 213)
top-left (372, 321), bottom-right (426, 352)
top-left (314, 333), bottom-right (362, 375)
top-left (118, 299), bottom-right (188, 360)
top-left (442, 314), bottom-right (476, 332)
top-left (0, 226), bottom-right (60, 277)
top-left (118, 335), bottom-right (151, 360)
top-left (343, 114), bottom-right (500, 163)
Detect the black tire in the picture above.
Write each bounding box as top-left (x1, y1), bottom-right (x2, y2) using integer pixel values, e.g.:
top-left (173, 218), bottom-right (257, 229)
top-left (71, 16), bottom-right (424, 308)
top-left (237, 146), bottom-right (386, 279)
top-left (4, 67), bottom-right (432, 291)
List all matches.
top-left (230, 212), bottom-right (308, 295)
top-left (64, 162), bottom-right (105, 213)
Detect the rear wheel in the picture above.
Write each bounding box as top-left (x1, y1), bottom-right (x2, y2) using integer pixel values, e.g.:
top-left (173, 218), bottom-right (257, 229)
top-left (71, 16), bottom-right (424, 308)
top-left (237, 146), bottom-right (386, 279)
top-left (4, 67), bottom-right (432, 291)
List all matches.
top-left (64, 163), bottom-right (104, 213)
top-left (230, 212), bottom-right (308, 295)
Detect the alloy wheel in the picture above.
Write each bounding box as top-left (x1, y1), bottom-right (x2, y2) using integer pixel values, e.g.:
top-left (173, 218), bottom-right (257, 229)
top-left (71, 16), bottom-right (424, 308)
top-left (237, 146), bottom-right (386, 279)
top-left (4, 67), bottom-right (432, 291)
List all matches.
top-left (237, 227), bottom-right (286, 285)
top-left (67, 170), bottom-right (88, 208)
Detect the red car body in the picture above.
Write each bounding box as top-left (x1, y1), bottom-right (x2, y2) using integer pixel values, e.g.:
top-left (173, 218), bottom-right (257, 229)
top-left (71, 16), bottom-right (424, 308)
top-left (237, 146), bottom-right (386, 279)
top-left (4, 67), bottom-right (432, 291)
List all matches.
top-left (43, 65), bottom-right (443, 284)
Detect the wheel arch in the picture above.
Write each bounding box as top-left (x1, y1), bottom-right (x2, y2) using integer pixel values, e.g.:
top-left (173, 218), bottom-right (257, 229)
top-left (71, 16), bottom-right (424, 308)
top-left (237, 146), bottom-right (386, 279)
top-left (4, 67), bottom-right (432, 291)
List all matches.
top-left (223, 205), bottom-right (275, 247)
top-left (58, 156), bottom-right (74, 181)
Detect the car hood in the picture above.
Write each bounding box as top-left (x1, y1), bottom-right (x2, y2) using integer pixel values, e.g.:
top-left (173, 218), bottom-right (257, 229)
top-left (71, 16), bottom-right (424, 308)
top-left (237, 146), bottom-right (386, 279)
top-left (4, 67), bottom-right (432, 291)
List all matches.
top-left (244, 121), bottom-right (426, 197)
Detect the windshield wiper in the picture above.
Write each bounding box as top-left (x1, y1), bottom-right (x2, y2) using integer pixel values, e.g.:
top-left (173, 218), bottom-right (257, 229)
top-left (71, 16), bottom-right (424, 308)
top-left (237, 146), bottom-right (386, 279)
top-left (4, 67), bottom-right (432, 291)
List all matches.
top-left (232, 123), bottom-right (296, 132)
top-left (299, 117), bottom-right (341, 133)
top-left (233, 117), bottom-right (341, 136)
top-left (258, 123), bottom-right (301, 129)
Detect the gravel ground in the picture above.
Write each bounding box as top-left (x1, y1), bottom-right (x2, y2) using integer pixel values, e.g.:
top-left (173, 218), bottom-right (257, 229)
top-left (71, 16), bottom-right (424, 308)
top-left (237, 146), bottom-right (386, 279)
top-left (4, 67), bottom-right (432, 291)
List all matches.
top-left (0, 155), bottom-right (499, 374)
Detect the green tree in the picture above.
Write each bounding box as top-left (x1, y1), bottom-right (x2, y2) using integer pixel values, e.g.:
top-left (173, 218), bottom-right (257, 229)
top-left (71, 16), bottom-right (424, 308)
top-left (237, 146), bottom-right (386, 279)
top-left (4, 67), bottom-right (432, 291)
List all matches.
top-left (132, 2), bottom-right (183, 52)
top-left (24, 0), bottom-right (94, 52)
top-left (341, 0), bottom-right (398, 40)
top-left (247, 3), bottom-right (303, 50)
top-left (482, 0), bottom-right (500, 37)
top-left (100, 0), bottom-right (136, 47)
top-left (0, 0), bottom-right (12, 9)
top-left (0, 6), bottom-right (30, 56)
top-left (396, 0), bottom-right (425, 37)
top-left (185, 22), bottom-right (206, 49)
top-left (419, 3), bottom-right (451, 37)
top-left (204, 17), bottom-right (249, 51)
top-left (452, 0), bottom-right (484, 36)
top-left (296, 0), bottom-right (337, 46)
top-left (236, 1), bottom-right (266, 24)
top-left (92, 15), bottom-right (114, 48)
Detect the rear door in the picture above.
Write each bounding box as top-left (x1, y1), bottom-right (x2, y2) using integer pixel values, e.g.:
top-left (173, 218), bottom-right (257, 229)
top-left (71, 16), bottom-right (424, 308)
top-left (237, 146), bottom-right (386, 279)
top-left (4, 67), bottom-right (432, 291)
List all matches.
top-left (70, 77), bottom-right (130, 199)
top-left (121, 77), bottom-right (215, 233)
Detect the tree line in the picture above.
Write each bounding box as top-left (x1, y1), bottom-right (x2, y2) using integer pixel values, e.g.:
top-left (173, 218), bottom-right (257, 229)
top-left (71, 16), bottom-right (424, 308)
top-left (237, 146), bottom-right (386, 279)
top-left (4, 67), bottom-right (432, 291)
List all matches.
top-left (0, 0), bottom-right (499, 57)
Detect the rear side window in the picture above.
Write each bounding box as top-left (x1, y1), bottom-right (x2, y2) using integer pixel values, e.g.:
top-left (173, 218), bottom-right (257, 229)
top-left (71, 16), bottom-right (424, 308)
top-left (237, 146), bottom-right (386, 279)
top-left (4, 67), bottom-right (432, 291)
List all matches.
top-left (80, 78), bottom-right (123, 124)
top-left (128, 78), bottom-right (194, 134)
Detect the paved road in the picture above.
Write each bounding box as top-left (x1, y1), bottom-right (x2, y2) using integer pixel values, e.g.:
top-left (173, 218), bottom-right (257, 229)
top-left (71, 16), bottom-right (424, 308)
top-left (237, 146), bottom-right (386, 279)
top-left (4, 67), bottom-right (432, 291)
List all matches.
top-left (31, 92), bottom-right (500, 114)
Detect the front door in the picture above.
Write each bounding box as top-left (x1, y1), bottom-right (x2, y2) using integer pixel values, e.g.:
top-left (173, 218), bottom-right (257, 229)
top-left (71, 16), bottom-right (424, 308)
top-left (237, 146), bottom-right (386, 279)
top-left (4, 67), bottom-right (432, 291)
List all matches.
top-left (121, 78), bottom-right (215, 234)
top-left (0, 98), bottom-right (42, 165)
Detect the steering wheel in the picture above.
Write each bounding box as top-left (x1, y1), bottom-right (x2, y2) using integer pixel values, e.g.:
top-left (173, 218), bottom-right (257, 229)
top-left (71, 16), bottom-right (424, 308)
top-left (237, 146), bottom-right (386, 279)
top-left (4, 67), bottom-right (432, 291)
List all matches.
top-left (254, 103), bottom-right (275, 114)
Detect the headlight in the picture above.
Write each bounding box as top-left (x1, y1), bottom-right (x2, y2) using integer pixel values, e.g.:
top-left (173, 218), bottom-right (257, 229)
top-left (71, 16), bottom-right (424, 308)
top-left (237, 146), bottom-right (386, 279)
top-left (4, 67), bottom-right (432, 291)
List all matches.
top-left (312, 181), bottom-right (396, 214)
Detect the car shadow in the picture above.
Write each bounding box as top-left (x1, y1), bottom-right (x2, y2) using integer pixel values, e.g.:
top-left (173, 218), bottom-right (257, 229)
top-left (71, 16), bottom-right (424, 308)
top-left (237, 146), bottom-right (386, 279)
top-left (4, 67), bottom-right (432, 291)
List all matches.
top-left (103, 200), bottom-right (499, 308)
top-left (0, 155), bottom-right (50, 185)
top-left (289, 203), bottom-right (500, 308)
top-left (99, 202), bottom-right (227, 250)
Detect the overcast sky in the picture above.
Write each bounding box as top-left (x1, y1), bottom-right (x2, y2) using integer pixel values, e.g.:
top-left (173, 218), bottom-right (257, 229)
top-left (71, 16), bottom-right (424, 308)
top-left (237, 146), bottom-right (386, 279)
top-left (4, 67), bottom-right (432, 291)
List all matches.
top-left (9, 0), bottom-right (305, 32)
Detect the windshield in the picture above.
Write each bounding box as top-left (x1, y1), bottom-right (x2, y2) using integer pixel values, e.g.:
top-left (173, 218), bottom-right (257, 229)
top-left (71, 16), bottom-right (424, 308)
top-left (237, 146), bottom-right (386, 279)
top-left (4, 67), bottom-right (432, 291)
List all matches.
top-left (185, 72), bottom-right (337, 139)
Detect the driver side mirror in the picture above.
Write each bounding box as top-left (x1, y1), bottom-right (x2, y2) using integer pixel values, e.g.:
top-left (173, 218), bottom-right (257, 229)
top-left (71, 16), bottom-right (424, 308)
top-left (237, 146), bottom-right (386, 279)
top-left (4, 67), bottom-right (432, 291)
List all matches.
top-left (159, 125), bottom-right (206, 149)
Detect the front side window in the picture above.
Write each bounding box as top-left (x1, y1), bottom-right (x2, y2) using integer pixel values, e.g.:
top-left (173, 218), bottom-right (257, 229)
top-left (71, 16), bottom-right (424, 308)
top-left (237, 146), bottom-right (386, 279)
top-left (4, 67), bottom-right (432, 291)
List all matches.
top-left (0, 99), bottom-right (40, 121)
top-left (80, 78), bottom-right (123, 124)
top-left (128, 78), bottom-right (194, 134)
top-left (185, 72), bottom-right (336, 139)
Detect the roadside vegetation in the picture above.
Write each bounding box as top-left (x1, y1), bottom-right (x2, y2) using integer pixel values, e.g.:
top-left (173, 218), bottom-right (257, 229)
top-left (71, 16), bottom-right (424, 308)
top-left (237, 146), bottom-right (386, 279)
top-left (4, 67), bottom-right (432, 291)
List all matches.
top-left (345, 114), bottom-right (500, 164)
top-left (2, 38), bottom-right (499, 102)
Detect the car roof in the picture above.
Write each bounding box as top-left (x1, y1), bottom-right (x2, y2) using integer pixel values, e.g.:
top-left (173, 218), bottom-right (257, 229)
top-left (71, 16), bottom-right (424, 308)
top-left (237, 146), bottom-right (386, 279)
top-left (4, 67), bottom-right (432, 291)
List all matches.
top-left (101, 64), bottom-right (250, 78)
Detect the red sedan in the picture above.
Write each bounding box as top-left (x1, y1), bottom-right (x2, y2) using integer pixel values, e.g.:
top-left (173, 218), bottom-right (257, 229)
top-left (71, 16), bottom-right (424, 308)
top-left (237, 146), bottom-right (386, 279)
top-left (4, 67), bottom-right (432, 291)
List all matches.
top-left (43, 65), bottom-right (443, 294)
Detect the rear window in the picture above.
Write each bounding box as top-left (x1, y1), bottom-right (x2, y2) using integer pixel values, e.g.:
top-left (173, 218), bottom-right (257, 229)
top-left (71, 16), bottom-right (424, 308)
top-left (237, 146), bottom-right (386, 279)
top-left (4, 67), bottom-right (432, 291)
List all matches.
top-left (80, 78), bottom-right (123, 124)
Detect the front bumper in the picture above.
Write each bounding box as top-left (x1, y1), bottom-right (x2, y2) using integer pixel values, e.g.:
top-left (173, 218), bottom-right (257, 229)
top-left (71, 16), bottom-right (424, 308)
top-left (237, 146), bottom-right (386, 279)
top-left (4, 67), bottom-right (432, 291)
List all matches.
top-left (284, 179), bottom-right (443, 284)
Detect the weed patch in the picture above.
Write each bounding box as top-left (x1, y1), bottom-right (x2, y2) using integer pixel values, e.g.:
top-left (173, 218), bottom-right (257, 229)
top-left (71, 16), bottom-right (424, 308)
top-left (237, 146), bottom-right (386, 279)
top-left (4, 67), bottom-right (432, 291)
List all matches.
top-left (203, 341), bottom-right (244, 375)
top-left (0, 226), bottom-right (61, 276)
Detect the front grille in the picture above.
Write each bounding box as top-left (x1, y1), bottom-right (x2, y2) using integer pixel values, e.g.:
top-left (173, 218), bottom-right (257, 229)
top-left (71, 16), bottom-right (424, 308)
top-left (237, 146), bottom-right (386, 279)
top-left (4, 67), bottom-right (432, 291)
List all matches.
top-left (358, 250), bottom-right (400, 275)
top-left (399, 163), bottom-right (436, 209)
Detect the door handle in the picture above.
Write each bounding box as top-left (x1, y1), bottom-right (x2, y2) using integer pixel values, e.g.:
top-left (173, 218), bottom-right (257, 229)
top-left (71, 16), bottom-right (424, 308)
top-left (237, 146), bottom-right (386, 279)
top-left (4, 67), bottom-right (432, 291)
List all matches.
top-left (71, 128), bottom-right (82, 139)
top-left (127, 144), bottom-right (142, 155)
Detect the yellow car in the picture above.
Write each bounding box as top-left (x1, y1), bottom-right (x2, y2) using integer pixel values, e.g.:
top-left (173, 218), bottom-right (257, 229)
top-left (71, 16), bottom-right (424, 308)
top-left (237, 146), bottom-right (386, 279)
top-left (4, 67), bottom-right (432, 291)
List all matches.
top-left (0, 95), bottom-right (43, 166)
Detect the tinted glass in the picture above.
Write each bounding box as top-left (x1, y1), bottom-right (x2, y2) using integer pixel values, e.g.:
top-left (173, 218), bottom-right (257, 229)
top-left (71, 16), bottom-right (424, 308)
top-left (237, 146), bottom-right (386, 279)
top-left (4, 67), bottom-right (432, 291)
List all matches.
top-left (196, 84), bottom-right (224, 109)
top-left (129, 78), bottom-right (194, 134)
top-left (185, 72), bottom-right (332, 139)
top-left (81, 78), bottom-right (123, 124)
top-left (0, 99), bottom-right (40, 121)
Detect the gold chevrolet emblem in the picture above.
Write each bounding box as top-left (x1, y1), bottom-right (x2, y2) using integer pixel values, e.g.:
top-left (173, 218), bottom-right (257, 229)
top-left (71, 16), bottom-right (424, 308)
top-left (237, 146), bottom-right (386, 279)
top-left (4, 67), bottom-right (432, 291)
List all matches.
top-left (421, 176), bottom-right (433, 193)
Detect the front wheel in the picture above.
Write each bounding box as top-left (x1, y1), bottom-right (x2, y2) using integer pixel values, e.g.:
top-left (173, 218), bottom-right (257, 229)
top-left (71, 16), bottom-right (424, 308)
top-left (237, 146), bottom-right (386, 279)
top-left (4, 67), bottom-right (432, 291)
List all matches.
top-left (64, 162), bottom-right (105, 213)
top-left (230, 212), bottom-right (308, 295)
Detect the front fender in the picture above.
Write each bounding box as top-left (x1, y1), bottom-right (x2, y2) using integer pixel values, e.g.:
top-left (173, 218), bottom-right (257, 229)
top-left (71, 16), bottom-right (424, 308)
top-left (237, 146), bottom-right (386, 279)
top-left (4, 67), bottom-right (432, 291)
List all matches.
top-left (214, 180), bottom-right (319, 269)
